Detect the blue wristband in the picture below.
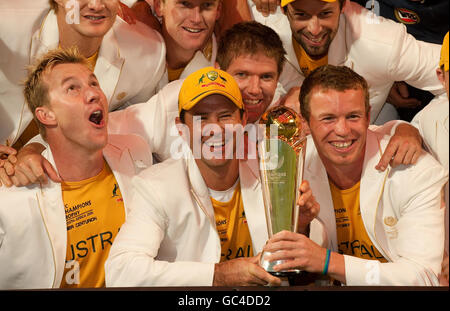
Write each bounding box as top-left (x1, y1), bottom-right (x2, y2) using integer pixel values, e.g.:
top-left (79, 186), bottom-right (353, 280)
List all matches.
top-left (322, 249), bottom-right (331, 275)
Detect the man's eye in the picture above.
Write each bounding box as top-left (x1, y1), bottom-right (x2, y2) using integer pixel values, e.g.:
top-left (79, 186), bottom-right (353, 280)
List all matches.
top-left (320, 11), bottom-right (333, 18)
top-left (234, 72), bottom-right (247, 79)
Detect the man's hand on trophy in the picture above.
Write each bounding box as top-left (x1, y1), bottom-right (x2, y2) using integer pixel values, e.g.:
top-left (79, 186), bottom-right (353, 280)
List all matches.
top-left (297, 180), bottom-right (320, 235)
top-left (263, 231), bottom-right (327, 274)
top-left (213, 255), bottom-right (281, 286)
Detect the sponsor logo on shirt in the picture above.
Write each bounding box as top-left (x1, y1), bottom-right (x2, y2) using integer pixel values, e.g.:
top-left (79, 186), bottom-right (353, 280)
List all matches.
top-left (394, 8), bottom-right (420, 25)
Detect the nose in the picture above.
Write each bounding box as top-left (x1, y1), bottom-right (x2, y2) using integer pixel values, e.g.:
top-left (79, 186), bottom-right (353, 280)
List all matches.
top-left (189, 6), bottom-right (202, 24)
top-left (306, 16), bottom-right (322, 36)
top-left (334, 118), bottom-right (350, 136)
top-left (87, 0), bottom-right (105, 11)
top-left (86, 86), bottom-right (101, 104)
top-left (247, 76), bottom-right (262, 96)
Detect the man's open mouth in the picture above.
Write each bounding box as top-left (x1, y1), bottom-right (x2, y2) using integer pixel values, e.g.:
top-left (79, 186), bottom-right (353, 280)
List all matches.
top-left (89, 110), bottom-right (104, 126)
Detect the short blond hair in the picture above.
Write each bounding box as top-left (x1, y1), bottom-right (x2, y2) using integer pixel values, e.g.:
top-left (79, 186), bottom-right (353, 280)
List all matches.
top-left (23, 47), bottom-right (88, 140)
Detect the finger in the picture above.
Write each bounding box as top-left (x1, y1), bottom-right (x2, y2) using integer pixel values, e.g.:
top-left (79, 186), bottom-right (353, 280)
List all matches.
top-left (391, 143), bottom-right (410, 167)
top-left (4, 161), bottom-right (15, 176)
top-left (0, 168), bottom-right (13, 187)
top-left (397, 82), bottom-right (410, 98)
top-left (401, 147), bottom-right (417, 166)
top-left (7, 154), bottom-right (17, 164)
top-left (0, 145), bottom-right (17, 156)
top-left (12, 171), bottom-right (31, 187)
top-left (28, 160), bottom-right (48, 185)
top-left (410, 148), bottom-right (422, 165)
top-left (43, 158), bottom-right (61, 183)
top-left (376, 140), bottom-right (399, 171)
top-left (15, 163), bottom-right (39, 184)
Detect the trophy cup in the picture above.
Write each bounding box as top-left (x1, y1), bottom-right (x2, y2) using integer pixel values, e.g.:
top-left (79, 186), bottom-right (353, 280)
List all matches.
top-left (258, 106), bottom-right (307, 277)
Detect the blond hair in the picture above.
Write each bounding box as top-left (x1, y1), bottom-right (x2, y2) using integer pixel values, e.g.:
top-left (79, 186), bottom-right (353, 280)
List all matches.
top-left (23, 47), bottom-right (88, 140)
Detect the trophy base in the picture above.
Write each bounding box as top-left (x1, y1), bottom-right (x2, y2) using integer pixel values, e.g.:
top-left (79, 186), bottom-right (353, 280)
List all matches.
top-left (268, 270), bottom-right (302, 277)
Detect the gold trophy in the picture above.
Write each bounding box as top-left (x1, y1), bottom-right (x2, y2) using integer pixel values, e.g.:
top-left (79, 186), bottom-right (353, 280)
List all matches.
top-left (258, 106), bottom-right (307, 276)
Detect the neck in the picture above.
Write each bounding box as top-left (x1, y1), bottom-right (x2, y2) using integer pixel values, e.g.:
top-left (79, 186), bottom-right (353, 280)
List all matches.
top-left (196, 159), bottom-right (240, 191)
top-left (56, 11), bottom-right (102, 58)
top-left (323, 159), bottom-right (364, 190)
top-left (47, 138), bottom-right (105, 182)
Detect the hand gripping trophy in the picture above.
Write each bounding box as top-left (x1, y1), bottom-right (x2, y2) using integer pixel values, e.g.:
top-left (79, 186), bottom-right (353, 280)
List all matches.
top-left (258, 106), bottom-right (307, 277)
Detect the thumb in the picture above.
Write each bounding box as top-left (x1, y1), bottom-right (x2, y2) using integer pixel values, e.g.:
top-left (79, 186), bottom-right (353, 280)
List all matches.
top-left (397, 82), bottom-right (410, 98)
top-left (43, 158), bottom-right (61, 183)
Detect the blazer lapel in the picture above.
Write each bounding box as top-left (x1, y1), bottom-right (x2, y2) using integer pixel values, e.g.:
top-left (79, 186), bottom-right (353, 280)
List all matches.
top-left (359, 130), bottom-right (392, 260)
top-left (30, 10), bottom-right (59, 61)
top-left (186, 155), bottom-right (216, 228)
top-left (239, 158), bottom-right (269, 254)
top-left (304, 135), bottom-right (338, 250)
top-left (94, 29), bottom-right (124, 106)
top-left (103, 134), bottom-right (153, 215)
top-left (328, 14), bottom-right (348, 67)
top-left (38, 147), bottom-right (67, 287)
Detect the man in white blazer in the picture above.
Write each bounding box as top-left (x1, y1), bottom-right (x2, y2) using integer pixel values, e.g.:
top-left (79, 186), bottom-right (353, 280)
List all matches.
top-left (411, 32), bottom-right (449, 286)
top-left (262, 65), bottom-right (448, 286)
top-left (130, 0), bottom-right (220, 88)
top-left (105, 67), bottom-right (322, 286)
top-left (252, 0), bottom-right (445, 124)
top-left (0, 0), bottom-right (166, 149)
top-left (0, 49), bottom-right (153, 289)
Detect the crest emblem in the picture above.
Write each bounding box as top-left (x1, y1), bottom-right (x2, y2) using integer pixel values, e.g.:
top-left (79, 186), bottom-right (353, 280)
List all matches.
top-left (207, 71), bottom-right (218, 81)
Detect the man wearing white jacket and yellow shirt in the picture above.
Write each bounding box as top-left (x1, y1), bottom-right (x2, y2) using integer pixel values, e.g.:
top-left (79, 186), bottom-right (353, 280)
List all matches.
top-left (0, 49), bottom-right (153, 289)
top-left (253, 0), bottom-right (445, 124)
top-left (0, 0), bottom-right (165, 149)
top-left (105, 67), bottom-right (324, 286)
top-left (263, 65), bottom-right (448, 286)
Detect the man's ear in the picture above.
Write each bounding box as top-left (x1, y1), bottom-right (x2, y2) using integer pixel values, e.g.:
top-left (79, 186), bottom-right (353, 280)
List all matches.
top-left (436, 67), bottom-right (446, 87)
top-left (154, 0), bottom-right (163, 17)
top-left (35, 106), bottom-right (57, 127)
top-left (215, 0), bottom-right (222, 21)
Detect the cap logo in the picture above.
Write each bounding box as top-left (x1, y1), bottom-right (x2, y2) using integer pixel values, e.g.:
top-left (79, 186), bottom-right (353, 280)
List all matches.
top-left (207, 70), bottom-right (218, 82)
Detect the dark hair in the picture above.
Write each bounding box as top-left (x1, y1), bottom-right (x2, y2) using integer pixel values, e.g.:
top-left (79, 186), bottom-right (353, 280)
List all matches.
top-left (299, 65), bottom-right (370, 122)
top-left (216, 21), bottom-right (286, 75)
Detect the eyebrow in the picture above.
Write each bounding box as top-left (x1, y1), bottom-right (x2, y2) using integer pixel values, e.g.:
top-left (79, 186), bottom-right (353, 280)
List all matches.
top-left (60, 73), bottom-right (97, 85)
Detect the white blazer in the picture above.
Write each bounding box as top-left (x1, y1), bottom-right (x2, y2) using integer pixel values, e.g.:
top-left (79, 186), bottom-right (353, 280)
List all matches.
top-left (253, 1), bottom-right (445, 123)
top-left (0, 134), bottom-right (153, 289)
top-left (105, 150), bottom-right (327, 287)
top-left (105, 155), bottom-right (268, 287)
top-left (0, 5), bottom-right (166, 146)
top-left (411, 96), bottom-right (449, 252)
top-left (305, 129), bottom-right (448, 286)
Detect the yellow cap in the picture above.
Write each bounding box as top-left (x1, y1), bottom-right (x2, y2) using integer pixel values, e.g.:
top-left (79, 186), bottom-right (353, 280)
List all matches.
top-left (178, 67), bottom-right (243, 113)
top-left (440, 32), bottom-right (449, 72)
top-left (281, 0), bottom-right (336, 7)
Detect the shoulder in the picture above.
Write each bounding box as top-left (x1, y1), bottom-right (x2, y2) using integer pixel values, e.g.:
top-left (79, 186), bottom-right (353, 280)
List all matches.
top-left (413, 97), bottom-right (449, 127)
top-left (342, 1), bottom-right (409, 44)
top-left (134, 158), bottom-right (188, 189)
top-left (111, 17), bottom-right (165, 57)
